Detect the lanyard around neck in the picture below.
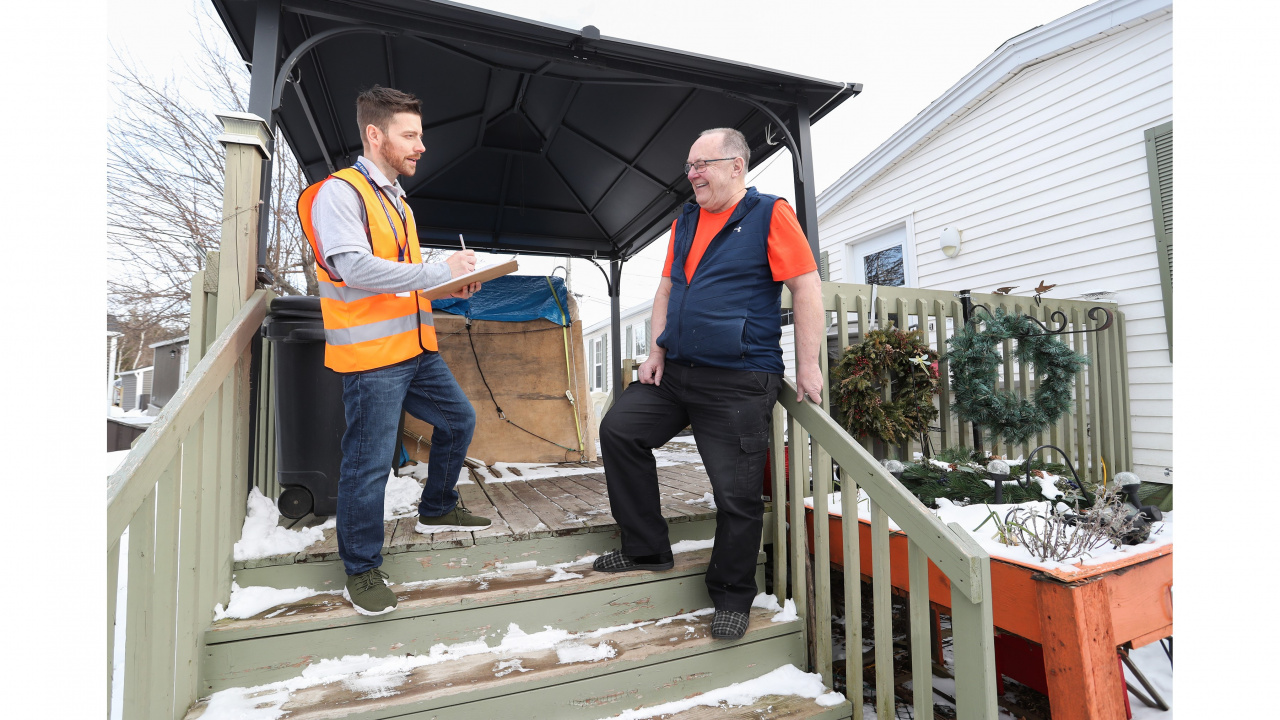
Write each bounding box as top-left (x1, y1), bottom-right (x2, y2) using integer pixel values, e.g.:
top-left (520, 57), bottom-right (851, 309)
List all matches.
top-left (353, 160), bottom-right (409, 262)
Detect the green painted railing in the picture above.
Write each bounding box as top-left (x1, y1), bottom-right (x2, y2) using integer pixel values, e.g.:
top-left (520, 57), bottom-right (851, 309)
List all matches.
top-left (107, 289), bottom-right (267, 720)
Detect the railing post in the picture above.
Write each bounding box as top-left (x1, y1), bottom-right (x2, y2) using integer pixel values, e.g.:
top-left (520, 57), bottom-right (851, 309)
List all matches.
top-left (213, 112), bottom-right (272, 604)
top-left (947, 526), bottom-right (997, 720)
top-left (957, 290), bottom-right (983, 455)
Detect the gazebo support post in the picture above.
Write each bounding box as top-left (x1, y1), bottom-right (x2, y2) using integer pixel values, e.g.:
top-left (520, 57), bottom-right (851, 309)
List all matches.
top-left (609, 259), bottom-right (624, 405)
top-left (788, 98), bottom-right (821, 265)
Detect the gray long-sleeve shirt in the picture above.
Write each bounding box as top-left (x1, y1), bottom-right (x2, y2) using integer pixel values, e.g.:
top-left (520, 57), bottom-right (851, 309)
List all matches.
top-left (311, 156), bottom-right (451, 293)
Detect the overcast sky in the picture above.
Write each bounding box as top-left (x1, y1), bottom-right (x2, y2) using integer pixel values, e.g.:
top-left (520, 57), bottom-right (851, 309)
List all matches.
top-left (108, 0), bottom-right (1091, 325)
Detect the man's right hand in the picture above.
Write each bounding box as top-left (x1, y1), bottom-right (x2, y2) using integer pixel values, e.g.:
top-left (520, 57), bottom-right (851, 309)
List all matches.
top-left (446, 250), bottom-right (477, 278)
top-left (638, 350), bottom-right (665, 386)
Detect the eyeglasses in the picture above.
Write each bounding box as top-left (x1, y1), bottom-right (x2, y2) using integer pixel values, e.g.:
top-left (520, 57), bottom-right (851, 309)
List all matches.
top-left (683, 157), bottom-right (737, 174)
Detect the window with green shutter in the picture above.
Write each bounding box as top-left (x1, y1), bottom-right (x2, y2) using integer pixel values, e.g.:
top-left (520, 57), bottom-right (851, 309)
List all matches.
top-left (1144, 121), bottom-right (1172, 359)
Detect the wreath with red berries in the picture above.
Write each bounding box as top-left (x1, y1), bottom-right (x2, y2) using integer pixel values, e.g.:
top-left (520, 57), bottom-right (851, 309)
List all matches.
top-left (830, 325), bottom-right (940, 446)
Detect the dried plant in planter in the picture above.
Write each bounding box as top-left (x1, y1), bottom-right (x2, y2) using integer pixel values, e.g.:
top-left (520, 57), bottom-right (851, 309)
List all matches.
top-left (999, 489), bottom-right (1144, 562)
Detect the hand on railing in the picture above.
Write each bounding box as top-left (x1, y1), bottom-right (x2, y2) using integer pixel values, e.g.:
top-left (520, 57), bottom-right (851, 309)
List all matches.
top-left (795, 362), bottom-right (823, 403)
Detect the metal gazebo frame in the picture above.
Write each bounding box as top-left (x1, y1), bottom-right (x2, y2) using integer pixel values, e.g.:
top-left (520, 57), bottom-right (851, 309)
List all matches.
top-left (212, 0), bottom-right (860, 392)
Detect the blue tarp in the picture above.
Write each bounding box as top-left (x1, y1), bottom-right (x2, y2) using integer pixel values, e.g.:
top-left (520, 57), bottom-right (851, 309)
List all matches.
top-left (432, 275), bottom-right (572, 326)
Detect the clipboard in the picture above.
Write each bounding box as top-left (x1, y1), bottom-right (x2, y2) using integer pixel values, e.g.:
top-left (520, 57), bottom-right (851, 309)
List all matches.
top-left (420, 259), bottom-right (519, 300)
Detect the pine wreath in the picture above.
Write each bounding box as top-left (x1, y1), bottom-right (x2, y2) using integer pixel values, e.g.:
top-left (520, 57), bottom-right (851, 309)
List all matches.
top-left (946, 307), bottom-right (1088, 445)
top-left (830, 324), bottom-right (939, 446)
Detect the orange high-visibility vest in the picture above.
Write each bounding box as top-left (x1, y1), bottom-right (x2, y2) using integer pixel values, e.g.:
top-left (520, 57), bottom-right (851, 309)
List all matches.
top-left (297, 167), bottom-right (438, 373)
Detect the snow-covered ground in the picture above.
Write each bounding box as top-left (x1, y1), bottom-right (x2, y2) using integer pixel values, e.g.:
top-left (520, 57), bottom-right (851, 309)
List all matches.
top-left (108, 405), bottom-right (158, 424)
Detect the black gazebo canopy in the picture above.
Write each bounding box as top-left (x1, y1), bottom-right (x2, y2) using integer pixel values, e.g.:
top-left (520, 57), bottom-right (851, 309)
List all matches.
top-left (213, 0), bottom-right (859, 263)
top-left (214, 0), bottom-right (858, 391)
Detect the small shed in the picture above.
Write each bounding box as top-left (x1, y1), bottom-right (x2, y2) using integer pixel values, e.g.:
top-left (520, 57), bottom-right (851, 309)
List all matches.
top-left (149, 336), bottom-right (190, 410)
top-left (118, 366), bottom-right (153, 413)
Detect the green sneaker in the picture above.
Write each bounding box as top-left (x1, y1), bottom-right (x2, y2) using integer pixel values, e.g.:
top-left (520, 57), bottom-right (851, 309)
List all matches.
top-left (415, 505), bottom-right (492, 533)
top-left (343, 568), bottom-right (397, 616)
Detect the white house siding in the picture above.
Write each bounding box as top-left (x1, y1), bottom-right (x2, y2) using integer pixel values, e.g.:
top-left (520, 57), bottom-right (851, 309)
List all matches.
top-left (816, 14), bottom-right (1172, 483)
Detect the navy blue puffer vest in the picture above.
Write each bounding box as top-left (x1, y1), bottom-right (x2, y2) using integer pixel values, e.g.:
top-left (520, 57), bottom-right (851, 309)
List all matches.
top-left (656, 187), bottom-right (787, 373)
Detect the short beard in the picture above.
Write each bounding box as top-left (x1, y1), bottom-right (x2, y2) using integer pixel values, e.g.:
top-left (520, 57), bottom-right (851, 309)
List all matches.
top-left (380, 146), bottom-right (417, 178)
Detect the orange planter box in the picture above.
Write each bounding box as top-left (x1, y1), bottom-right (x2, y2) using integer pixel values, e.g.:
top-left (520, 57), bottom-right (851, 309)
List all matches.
top-left (804, 507), bottom-right (1172, 720)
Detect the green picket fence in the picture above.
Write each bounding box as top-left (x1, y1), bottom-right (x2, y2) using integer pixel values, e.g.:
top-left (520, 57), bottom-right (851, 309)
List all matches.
top-left (789, 282), bottom-right (1131, 482)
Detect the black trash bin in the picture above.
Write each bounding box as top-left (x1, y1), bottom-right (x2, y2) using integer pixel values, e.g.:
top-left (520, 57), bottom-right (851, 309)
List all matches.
top-left (265, 296), bottom-right (411, 519)
top-left (264, 296), bottom-right (343, 519)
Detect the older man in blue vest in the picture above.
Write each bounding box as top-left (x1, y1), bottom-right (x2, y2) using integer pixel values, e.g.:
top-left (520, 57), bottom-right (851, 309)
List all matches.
top-left (596, 128), bottom-right (825, 640)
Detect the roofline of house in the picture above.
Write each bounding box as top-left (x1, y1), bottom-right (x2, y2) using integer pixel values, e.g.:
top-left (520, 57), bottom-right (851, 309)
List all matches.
top-left (118, 366), bottom-right (154, 377)
top-left (149, 335), bottom-right (190, 349)
top-left (584, 299), bottom-right (656, 335)
top-left (815, 0), bottom-right (1171, 220)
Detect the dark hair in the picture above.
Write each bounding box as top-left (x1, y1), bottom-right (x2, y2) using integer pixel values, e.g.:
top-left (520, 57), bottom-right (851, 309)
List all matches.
top-left (356, 85), bottom-right (421, 147)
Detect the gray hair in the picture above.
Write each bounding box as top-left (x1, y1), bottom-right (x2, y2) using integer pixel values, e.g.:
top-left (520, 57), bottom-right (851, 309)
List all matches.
top-left (699, 127), bottom-right (750, 168)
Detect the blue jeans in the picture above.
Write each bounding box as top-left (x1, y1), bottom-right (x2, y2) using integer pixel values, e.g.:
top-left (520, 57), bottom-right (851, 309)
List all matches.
top-left (337, 352), bottom-right (476, 576)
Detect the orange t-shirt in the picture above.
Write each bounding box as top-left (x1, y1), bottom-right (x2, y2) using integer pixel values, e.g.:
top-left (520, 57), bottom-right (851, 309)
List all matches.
top-left (661, 198), bottom-right (816, 282)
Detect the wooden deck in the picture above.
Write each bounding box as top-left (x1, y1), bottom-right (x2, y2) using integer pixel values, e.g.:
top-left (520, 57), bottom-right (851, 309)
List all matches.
top-left (236, 443), bottom-right (715, 571)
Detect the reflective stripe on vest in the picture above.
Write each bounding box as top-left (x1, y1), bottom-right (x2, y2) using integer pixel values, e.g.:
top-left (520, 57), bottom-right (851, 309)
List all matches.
top-left (297, 167), bottom-right (439, 372)
top-left (324, 312), bottom-right (423, 346)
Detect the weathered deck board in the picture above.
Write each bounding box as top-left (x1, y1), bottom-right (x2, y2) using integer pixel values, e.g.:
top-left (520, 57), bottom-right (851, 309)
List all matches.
top-left (504, 478), bottom-right (588, 534)
top-left (234, 446), bottom-right (714, 570)
top-left (478, 480), bottom-right (551, 540)
top-left (553, 475), bottom-right (617, 524)
top-left (525, 476), bottom-right (610, 528)
top-left (457, 480), bottom-right (512, 543)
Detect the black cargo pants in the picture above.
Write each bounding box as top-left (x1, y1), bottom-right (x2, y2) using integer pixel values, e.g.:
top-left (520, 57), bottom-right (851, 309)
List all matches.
top-left (599, 360), bottom-right (781, 612)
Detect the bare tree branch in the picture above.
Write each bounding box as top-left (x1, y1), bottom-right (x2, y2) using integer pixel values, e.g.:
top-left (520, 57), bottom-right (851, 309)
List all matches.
top-left (108, 4), bottom-right (314, 335)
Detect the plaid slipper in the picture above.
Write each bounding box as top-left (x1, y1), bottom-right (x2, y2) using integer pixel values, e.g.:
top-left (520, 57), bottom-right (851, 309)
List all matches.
top-left (592, 550), bottom-right (674, 573)
top-left (711, 610), bottom-right (750, 639)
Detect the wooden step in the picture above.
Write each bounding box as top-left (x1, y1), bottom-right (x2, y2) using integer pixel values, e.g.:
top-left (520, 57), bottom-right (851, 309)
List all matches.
top-left (233, 515), bottom-right (718, 590)
top-left (186, 606), bottom-right (806, 720)
top-left (202, 548), bottom-right (766, 693)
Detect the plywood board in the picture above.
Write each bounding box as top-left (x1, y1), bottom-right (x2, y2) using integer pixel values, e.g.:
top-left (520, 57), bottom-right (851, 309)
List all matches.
top-left (405, 298), bottom-right (596, 465)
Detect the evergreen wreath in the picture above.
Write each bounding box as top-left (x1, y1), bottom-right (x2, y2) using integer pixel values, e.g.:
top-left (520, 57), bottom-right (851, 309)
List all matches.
top-left (946, 307), bottom-right (1088, 446)
top-left (830, 324), bottom-right (939, 446)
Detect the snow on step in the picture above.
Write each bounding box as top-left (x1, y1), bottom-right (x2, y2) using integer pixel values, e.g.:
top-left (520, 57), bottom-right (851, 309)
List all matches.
top-left (211, 540), bottom-right (725, 631)
top-left (187, 602), bottom-right (800, 720)
top-left (595, 664), bottom-right (845, 720)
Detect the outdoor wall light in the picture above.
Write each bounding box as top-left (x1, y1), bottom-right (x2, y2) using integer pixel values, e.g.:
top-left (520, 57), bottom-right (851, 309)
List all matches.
top-left (988, 459), bottom-right (1011, 504)
top-left (882, 458), bottom-right (904, 481)
top-left (939, 226), bottom-right (962, 258)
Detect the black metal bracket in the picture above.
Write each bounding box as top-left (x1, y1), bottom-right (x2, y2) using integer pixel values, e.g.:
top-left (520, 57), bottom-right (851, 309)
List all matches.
top-left (959, 292), bottom-right (1114, 338)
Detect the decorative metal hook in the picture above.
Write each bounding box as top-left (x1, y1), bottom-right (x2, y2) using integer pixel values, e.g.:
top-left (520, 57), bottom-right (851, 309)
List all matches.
top-left (1020, 444), bottom-right (1093, 507)
top-left (764, 123), bottom-right (780, 146)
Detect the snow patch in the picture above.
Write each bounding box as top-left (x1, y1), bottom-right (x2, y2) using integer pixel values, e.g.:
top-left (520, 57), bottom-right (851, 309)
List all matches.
top-left (556, 641), bottom-right (616, 664)
top-left (684, 491), bottom-right (717, 509)
top-left (233, 488), bottom-right (333, 561)
top-left (670, 538), bottom-right (714, 554)
top-left (383, 473), bottom-right (425, 518)
top-left (601, 664), bottom-right (844, 719)
top-left (213, 582), bottom-right (337, 621)
top-left (751, 593), bottom-right (799, 623)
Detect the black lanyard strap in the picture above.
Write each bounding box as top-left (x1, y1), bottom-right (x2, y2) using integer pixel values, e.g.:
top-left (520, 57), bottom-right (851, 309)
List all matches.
top-left (353, 161), bottom-right (409, 262)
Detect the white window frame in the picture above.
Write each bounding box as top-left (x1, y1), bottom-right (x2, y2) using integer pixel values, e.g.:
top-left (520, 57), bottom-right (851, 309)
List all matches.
top-left (843, 216), bottom-right (918, 288)
top-left (590, 334), bottom-right (608, 391)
